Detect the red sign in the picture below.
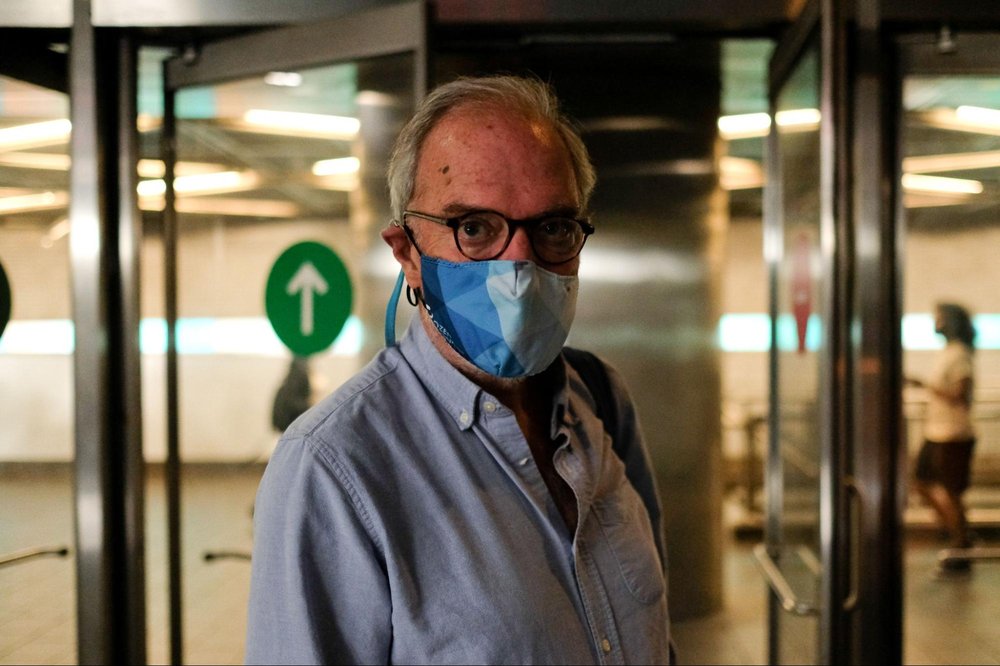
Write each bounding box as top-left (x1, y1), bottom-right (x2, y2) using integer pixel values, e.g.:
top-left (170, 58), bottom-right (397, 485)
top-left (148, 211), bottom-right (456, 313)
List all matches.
top-left (791, 231), bottom-right (812, 353)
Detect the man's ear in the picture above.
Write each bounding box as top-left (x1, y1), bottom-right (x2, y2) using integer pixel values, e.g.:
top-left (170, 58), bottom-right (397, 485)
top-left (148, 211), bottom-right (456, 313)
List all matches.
top-left (381, 224), bottom-right (421, 290)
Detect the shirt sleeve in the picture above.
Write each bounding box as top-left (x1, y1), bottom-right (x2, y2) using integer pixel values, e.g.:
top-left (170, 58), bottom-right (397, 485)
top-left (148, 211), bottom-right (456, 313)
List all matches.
top-left (245, 434), bottom-right (392, 665)
top-left (928, 343), bottom-right (973, 398)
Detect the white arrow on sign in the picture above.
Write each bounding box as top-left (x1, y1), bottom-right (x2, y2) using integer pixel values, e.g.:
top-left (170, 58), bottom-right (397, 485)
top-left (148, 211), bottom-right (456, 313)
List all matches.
top-left (286, 261), bottom-right (329, 336)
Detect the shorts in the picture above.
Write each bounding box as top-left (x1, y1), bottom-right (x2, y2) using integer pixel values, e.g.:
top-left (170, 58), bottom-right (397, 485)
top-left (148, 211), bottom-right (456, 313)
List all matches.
top-left (914, 438), bottom-right (975, 494)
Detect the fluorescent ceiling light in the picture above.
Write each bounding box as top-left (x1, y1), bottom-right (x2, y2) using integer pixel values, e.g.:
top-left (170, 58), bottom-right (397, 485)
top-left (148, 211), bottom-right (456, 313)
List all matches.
top-left (0, 152), bottom-right (70, 170)
top-left (0, 119), bottom-right (71, 150)
top-left (901, 173), bottom-right (983, 194)
top-left (356, 90), bottom-right (399, 107)
top-left (313, 174), bottom-right (360, 192)
top-left (920, 107), bottom-right (1000, 136)
top-left (238, 109), bottom-right (360, 139)
top-left (0, 154), bottom-right (226, 176)
top-left (774, 108), bottom-right (821, 128)
top-left (903, 192), bottom-right (974, 208)
top-left (264, 71), bottom-right (303, 87)
top-left (718, 112), bottom-right (771, 139)
top-left (718, 108), bottom-right (820, 139)
top-left (137, 114), bottom-right (162, 132)
top-left (955, 105), bottom-right (1000, 128)
top-left (137, 159), bottom-right (230, 178)
top-left (137, 170), bottom-right (259, 198)
top-left (0, 190), bottom-right (69, 214)
top-left (139, 197), bottom-right (299, 218)
top-left (719, 156), bottom-right (764, 190)
top-left (312, 156), bottom-right (360, 176)
top-left (903, 150), bottom-right (1000, 173)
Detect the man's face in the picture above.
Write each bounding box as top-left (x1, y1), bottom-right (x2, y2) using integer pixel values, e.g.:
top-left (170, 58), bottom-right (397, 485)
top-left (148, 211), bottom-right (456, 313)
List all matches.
top-left (383, 105), bottom-right (583, 289)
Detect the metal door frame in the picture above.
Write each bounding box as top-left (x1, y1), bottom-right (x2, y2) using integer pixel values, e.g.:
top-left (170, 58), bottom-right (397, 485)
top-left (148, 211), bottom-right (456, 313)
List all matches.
top-left (762, 0), bottom-right (891, 662)
top-left (761, 0), bottom-right (853, 662)
top-left (765, 4), bottom-right (1000, 665)
top-left (159, 3), bottom-right (428, 662)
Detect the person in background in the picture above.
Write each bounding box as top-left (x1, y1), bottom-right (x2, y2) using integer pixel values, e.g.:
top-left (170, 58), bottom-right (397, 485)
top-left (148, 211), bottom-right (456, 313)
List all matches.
top-left (245, 74), bottom-right (672, 664)
top-left (270, 356), bottom-right (313, 434)
top-left (909, 302), bottom-right (977, 570)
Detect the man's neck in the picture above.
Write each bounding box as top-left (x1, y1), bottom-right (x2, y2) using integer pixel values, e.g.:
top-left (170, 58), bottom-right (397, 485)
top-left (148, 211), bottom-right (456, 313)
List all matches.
top-left (419, 311), bottom-right (554, 423)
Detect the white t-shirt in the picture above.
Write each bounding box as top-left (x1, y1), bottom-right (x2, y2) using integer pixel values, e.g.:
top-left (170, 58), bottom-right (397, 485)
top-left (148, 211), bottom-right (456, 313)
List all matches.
top-left (924, 340), bottom-right (975, 442)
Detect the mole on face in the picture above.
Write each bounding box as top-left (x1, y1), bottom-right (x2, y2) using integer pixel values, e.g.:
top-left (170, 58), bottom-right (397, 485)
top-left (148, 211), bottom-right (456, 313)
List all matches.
top-left (440, 165), bottom-right (450, 174)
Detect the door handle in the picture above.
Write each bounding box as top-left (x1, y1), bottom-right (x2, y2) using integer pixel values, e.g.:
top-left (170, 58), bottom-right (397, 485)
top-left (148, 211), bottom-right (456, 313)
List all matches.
top-left (843, 477), bottom-right (862, 612)
top-left (753, 543), bottom-right (819, 616)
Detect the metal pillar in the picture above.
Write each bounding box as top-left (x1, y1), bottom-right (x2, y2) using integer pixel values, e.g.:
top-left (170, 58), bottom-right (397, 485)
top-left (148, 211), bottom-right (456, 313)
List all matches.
top-left (69, 0), bottom-right (146, 662)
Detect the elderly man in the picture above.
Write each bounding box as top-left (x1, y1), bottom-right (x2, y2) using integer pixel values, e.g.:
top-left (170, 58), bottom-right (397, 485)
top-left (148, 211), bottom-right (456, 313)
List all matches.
top-left (246, 75), bottom-right (671, 665)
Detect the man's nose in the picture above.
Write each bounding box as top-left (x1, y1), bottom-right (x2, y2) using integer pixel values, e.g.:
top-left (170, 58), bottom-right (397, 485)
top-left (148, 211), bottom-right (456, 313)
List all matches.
top-left (499, 226), bottom-right (538, 262)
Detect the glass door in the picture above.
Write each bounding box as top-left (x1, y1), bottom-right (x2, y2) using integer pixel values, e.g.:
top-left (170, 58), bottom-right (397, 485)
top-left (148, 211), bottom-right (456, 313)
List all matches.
top-left (155, 4), bottom-right (427, 663)
top-left (0, 69), bottom-right (77, 664)
top-left (760, 10), bottom-right (830, 663)
top-left (759, 0), bottom-right (866, 662)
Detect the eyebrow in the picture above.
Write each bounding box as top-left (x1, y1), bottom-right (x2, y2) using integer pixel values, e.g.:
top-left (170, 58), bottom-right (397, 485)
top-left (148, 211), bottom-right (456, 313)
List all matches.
top-left (439, 202), bottom-right (583, 219)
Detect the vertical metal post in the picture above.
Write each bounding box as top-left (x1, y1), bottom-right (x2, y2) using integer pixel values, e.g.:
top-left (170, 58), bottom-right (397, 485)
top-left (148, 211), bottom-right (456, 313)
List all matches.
top-left (69, 1), bottom-right (146, 663)
top-left (116, 31), bottom-right (148, 665)
top-left (852, 0), bottom-right (904, 662)
top-left (162, 74), bottom-right (184, 666)
top-left (818, 0), bottom-right (851, 662)
top-left (763, 81), bottom-right (784, 666)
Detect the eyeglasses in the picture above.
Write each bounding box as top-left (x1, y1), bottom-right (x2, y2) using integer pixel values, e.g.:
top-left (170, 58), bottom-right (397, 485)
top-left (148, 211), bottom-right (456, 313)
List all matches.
top-left (401, 209), bottom-right (595, 264)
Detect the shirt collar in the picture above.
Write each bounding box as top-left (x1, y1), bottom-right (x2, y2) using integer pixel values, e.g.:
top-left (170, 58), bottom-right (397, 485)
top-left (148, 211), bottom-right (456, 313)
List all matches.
top-left (398, 316), bottom-right (572, 435)
top-left (399, 317), bottom-right (483, 431)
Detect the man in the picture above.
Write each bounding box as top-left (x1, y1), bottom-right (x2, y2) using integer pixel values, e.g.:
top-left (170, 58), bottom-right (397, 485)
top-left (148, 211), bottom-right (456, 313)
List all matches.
top-left (246, 75), bottom-right (671, 664)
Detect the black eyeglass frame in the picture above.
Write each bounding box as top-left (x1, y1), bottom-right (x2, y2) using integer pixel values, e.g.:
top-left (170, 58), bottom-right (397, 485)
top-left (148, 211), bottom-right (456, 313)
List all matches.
top-left (400, 208), bottom-right (595, 265)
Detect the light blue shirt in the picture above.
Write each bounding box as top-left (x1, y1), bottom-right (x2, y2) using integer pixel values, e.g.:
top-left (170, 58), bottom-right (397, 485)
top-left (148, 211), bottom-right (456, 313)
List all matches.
top-left (246, 320), bottom-right (671, 665)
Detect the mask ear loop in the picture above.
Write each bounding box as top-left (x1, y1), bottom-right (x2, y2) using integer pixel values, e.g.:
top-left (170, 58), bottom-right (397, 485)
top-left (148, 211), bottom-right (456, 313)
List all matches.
top-left (406, 285), bottom-right (421, 306)
top-left (384, 269), bottom-right (405, 347)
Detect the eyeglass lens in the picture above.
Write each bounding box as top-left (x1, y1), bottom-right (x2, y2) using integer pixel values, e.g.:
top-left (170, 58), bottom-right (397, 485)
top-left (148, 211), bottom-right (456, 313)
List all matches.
top-left (455, 211), bottom-right (587, 262)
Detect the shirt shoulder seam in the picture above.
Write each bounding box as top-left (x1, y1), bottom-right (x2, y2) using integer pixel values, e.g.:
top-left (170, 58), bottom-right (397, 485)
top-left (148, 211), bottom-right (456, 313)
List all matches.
top-left (301, 431), bottom-right (386, 557)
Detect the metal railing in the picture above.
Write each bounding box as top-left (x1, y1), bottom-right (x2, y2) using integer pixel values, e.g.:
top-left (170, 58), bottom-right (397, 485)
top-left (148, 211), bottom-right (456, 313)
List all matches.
top-left (0, 545), bottom-right (70, 569)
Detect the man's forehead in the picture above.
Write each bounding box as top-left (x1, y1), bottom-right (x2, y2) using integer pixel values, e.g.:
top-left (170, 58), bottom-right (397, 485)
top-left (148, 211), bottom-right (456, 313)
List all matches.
top-left (409, 103), bottom-right (578, 212)
top-left (430, 105), bottom-right (557, 144)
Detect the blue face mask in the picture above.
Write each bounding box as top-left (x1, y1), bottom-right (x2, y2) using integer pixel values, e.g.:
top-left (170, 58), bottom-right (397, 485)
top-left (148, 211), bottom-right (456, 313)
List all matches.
top-left (417, 257), bottom-right (578, 378)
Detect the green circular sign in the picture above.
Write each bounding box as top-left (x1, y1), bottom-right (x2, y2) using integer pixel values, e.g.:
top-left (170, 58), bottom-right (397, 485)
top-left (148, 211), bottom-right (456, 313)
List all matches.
top-left (0, 259), bottom-right (10, 342)
top-left (265, 241), bottom-right (352, 356)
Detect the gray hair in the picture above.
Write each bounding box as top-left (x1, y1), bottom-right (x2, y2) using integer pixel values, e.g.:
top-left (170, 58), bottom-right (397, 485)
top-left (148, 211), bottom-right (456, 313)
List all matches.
top-left (386, 75), bottom-right (596, 222)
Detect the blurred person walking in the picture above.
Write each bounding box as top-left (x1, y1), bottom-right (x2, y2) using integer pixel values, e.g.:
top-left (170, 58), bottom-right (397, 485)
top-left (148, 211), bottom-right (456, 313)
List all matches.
top-left (909, 302), bottom-right (977, 571)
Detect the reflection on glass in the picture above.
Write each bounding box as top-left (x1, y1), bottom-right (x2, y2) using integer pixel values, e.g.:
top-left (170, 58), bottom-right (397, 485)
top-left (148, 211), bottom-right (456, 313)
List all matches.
top-left (0, 75), bottom-right (76, 663)
top-left (773, 44), bottom-right (823, 665)
top-left (148, 54), bottom-right (415, 663)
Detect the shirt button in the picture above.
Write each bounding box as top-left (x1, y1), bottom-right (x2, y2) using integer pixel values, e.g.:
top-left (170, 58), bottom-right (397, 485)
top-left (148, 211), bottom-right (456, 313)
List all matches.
top-left (518, 456), bottom-right (530, 467)
top-left (459, 410), bottom-right (470, 425)
top-left (601, 638), bottom-right (612, 654)
top-left (483, 401), bottom-right (497, 413)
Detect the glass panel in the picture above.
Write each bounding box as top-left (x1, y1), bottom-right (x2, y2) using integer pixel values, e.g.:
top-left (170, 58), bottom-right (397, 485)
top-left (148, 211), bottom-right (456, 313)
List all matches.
top-left (773, 44), bottom-right (823, 665)
top-left (901, 68), bottom-right (1000, 665)
top-left (154, 53), bottom-right (415, 664)
top-left (0, 75), bottom-right (76, 663)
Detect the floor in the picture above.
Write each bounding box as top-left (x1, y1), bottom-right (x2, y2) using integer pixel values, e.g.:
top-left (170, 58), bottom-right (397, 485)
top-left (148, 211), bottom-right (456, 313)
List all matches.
top-left (2, 466), bottom-right (999, 665)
